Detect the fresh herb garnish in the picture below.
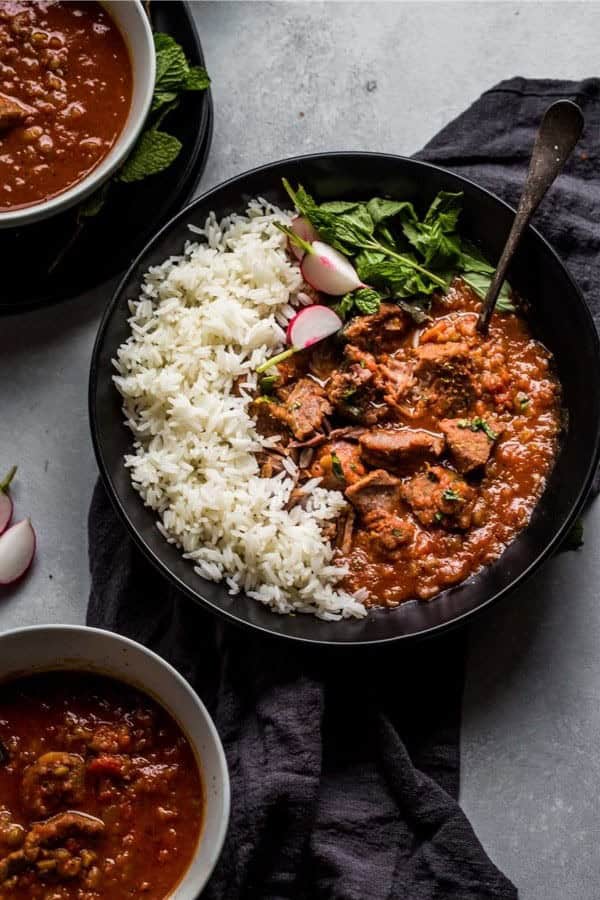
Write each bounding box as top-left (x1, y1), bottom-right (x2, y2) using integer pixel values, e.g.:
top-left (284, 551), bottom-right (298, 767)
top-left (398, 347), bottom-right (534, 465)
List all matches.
top-left (457, 417), bottom-right (497, 440)
top-left (259, 374), bottom-right (279, 393)
top-left (442, 488), bottom-right (462, 502)
top-left (283, 179), bottom-right (515, 319)
top-left (331, 453), bottom-right (345, 480)
top-left (391, 527), bottom-right (404, 538)
top-left (434, 512), bottom-right (444, 523)
top-left (517, 392), bottom-right (531, 410)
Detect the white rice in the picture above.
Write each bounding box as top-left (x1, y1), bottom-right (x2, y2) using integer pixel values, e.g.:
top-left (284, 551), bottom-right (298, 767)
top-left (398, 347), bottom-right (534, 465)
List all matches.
top-left (113, 200), bottom-right (367, 620)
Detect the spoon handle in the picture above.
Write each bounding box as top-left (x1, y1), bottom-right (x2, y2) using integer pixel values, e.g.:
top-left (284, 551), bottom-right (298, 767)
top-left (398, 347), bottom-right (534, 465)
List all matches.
top-left (477, 99), bottom-right (584, 333)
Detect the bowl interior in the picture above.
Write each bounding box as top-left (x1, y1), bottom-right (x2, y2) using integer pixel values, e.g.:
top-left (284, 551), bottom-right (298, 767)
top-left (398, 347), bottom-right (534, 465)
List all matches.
top-left (0, 626), bottom-right (229, 899)
top-left (90, 153), bottom-right (600, 645)
top-left (0, 0), bottom-right (156, 229)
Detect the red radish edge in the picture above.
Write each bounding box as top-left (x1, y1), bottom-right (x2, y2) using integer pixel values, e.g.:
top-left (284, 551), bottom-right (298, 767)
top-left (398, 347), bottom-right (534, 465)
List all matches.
top-left (300, 241), bottom-right (362, 296)
top-left (289, 216), bottom-right (318, 260)
top-left (287, 305), bottom-right (343, 349)
top-left (0, 519), bottom-right (36, 585)
top-left (0, 492), bottom-right (12, 536)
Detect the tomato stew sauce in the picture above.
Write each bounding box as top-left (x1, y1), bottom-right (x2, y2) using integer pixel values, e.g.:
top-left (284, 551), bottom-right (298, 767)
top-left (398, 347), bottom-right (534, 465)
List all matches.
top-left (252, 280), bottom-right (562, 607)
top-left (0, 1), bottom-right (132, 210)
top-left (0, 674), bottom-right (204, 899)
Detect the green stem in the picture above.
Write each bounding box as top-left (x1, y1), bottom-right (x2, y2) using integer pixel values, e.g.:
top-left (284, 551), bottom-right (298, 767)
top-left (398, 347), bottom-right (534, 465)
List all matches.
top-left (358, 239), bottom-right (448, 288)
top-left (256, 347), bottom-right (298, 374)
top-left (274, 222), bottom-right (314, 256)
top-left (0, 465), bottom-right (17, 494)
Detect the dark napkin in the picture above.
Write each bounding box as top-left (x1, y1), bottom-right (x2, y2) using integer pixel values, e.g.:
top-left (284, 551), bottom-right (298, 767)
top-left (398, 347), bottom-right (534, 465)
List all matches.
top-left (89, 78), bottom-right (600, 899)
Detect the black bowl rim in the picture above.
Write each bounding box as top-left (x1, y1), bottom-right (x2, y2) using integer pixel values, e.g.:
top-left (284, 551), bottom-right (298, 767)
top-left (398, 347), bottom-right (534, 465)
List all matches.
top-left (89, 151), bottom-right (600, 646)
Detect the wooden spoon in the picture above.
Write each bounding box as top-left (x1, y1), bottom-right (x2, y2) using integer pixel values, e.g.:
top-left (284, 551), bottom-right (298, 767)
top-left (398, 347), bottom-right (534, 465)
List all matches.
top-left (477, 99), bottom-right (584, 334)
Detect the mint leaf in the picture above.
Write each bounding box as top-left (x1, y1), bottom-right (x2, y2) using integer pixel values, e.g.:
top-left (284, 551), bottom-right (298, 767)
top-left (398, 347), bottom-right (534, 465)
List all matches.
top-left (154, 32), bottom-right (189, 90)
top-left (353, 287), bottom-right (381, 315)
top-left (151, 89), bottom-right (178, 113)
top-left (367, 198), bottom-right (417, 225)
top-left (334, 292), bottom-right (357, 319)
top-left (185, 66), bottom-right (210, 90)
top-left (117, 129), bottom-right (182, 183)
top-left (77, 181), bottom-right (110, 221)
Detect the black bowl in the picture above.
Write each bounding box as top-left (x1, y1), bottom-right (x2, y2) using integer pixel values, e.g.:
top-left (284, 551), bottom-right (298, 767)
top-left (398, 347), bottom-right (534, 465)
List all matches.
top-left (89, 153), bottom-right (600, 645)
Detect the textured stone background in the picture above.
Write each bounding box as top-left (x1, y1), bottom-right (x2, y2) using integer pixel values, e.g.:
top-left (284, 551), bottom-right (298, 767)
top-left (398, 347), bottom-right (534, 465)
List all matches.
top-left (2, 4), bottom-right (600, 897)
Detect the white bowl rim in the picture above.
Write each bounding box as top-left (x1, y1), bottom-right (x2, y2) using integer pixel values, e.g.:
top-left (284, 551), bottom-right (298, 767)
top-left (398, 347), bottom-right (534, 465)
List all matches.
top-left (0, 0), bottom-right (156, 229)
top-left (0, 623), bottom-right (231, 896)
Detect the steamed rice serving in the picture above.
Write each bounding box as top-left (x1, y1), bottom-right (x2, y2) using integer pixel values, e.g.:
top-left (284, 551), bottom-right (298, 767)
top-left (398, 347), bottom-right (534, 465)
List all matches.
top-left (113, 201), bottom-right (368, 620)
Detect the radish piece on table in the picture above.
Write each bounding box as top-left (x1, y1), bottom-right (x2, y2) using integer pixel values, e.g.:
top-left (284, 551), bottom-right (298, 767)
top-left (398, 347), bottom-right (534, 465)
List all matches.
top-left (301, 241), bottom-right (363, 296)
top-left (0, 519), bottom-right (36, 585)
top-left (256, 305), bottom-right (343, 374)
top-left (0, 465), bottom-right (17, 536)
top-left (289, 216), bottom-right (319, 260)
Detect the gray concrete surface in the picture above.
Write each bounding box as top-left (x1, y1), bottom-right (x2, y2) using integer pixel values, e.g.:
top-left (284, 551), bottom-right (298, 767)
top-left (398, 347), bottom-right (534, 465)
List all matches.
top-left (1, 2), bottom-right (599, 897)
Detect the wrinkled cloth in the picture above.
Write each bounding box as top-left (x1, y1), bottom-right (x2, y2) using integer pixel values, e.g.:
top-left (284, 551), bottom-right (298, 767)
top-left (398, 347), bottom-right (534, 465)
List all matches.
top-left (89, 78), bottom-right (600, 900)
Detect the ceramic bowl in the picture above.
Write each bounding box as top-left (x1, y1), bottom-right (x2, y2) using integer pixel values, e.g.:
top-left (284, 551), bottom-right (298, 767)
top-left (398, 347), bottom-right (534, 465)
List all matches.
top-left (0, 624), bottom-right (230, 898)
top-left (0, 0), bottom-right (156, 229)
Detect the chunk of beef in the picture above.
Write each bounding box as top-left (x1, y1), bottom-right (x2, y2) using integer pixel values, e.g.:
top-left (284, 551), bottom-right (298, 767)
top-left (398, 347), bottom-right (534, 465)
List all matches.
top-left (308, 439), bottom-right (366, 491)
top-left (363, 509), bottom-right (415, 556)
top-left (413, 341), bottom-right (475, 416)
top-left (414, 341), bottom-right (470, 373)
top-left (0, 93), bottom-right (33, 132)
top-left (326, 345), bottom-right (388, 425)
top-left (250, 396), bottom-right (290, 439)
top-left (401, 465), bottom-right (476, 530)
top-left (257, 450), bottom-right (287, 478)
top-left (359, 428), bottom-right (444, 471)
top-left (440, 418), bottom-right (501, 473)
top-left (345, 469), bottom-right (402, 516)
top-left (342, 303), bottom-right (409, 352)
top-left (308, 338), bottom-right (340, 381)
top-left (21, 753), bottom-right (86, 819)
top-left (282, 377), bottom-right (333, 440)
top-left (379, 357), bottom-right (415, 407)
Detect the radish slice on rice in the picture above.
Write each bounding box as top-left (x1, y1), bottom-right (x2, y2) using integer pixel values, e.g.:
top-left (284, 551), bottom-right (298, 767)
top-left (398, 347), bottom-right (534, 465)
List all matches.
top-left (289, 216), bottom-right (318, 260)
top-left (256, 305), bottom-right (343, 374)
top-left (287, 305), bottom-right (342, 348)
top-left (0, 519), bottom-right (36, 585)
top-left (301, 241), bottom-right (362, 296)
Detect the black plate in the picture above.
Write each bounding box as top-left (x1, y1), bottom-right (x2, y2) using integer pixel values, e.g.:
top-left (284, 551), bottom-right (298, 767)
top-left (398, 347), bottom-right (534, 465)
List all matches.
top-left (89, 153), bottom-right (600, 645)
top-left (0, 0), bottom-right (212, 315)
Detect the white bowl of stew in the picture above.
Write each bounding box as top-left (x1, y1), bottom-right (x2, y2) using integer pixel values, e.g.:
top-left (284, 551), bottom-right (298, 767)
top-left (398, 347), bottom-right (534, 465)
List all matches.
top-left (0, 0), bottom-right (155, 228)
top-left (0, 625), bottom-right (230, 899)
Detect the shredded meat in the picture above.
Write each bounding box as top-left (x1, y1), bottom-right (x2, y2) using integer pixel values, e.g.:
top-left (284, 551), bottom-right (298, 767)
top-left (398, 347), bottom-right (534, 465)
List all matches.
top-left (359, 427), bottom-right (445, 470)
top-left (0, 93), bottom-right (33, 131)
top-left (21, 752), bottom-right (86, 818)
top-left (250, 397), bottom-right (290, 439)
top-left (363, 509), bottom-right (415, 557)
top-left (341, 303), bottom-right (409, 351)
top-left (345, 469), bottom-right (403, 516)
top-left (280, 377), bottom-right (333, 440)
top-left (401, 465), bottom-right (476, 529)
top-left (440, 418), bottom-right (501, 473)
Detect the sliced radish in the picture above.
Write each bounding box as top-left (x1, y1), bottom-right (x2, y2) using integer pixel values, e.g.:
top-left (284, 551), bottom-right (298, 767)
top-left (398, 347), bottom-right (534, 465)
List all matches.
top-left (0, 492), bottom-right (12, 536)
top-left (301, 241), bottom-right (362, 296)
top-left (287, 305), bottom-right (343, 348)
top-left (0, 519), bottom-right (36, 585)
top-left (289, 216), bottom-right (318, 260)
